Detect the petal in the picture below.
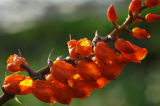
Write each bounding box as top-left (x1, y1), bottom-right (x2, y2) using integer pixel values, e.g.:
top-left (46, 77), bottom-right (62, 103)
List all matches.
top-left (3, 75), bottom-right (25, 94)
top-left (50, 60), bottom-right (75, 84)
top-left (115, 38), bottom-right (148, 63)
top-left (7, 54), bottom-right (29, 73)
top-left (76, 60), bottom-right (101, 81)
top-left (51, 80), bottom-right (74, 104)
top-left (132, 27), bottom-right (150, 39)
top-left (75, 38), bottom-right (92, 58)
top-left (94, 42), bottom-right (129, 65)
top-left (67, 40), bottom-right (78, 59)
top-left (32, 80), bottom-right (56, 104)
top-left (68, 74), bottom-right (93, 99)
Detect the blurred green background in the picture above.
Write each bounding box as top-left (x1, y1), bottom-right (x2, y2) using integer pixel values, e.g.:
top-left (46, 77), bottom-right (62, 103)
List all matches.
top-left (0, 0), bottom-right (160, 106)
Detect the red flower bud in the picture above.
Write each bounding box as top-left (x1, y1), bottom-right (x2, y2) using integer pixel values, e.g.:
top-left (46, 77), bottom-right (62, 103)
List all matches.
top-left (115, 39), bottom-right (148, 63)
top-left (132, 27), bottom-right (150, 39)
top-left (107, 5), bottom-right (118, 22)
top-left (145, 0), bottom-right (159, 8)
top-left (129, 0), bottom-right (142, 13)
top-left (145, 13), bottom-right (160, 22)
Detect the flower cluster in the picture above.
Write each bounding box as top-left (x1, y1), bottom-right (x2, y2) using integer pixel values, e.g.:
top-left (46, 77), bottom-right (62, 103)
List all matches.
top-left (2, 0), bottom-right (160, 105)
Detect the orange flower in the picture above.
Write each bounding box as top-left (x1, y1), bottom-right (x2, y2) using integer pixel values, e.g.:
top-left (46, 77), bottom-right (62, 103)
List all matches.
top-left (68, 74), bottom-right (93, 99)
top-left (75, 38), bottom-right (92, 58)
top-left (67, 40), bottom-right (78, 59)
top-left (115, 38), bottom-right (148, 63)
top-left (145, 13), bottom-right (160, 22)
top-left (129, 0), bottom-right (142, 13)
top-left (32, 80), bottom-right (56, 104)
top-left (50, 60), bottom-right (75, 84)
top-left (132, 27), bottom-right (150, 39)
top-left (94, 42), bottom-right (129, 65)
top-left (7, 54), bottom-right (29, 73)
top-left (94, 42), bottom-right (129, 80)
top-left (99, 62), bottom-right (125, 80)
top-left (50, 80), bottom-right (74, 104)
top-left (67, 38), bottom-right (92, 59)
top-left (145, 0), bottom-right (159, 8)
top-left (76, 60), bottom-right (101, 82)
top-left (37, 77), bottom-right (73, 104)
top-left (3, 75), bottom-right (33, 95)
top-left (107, 5), bottom-right (118, 22)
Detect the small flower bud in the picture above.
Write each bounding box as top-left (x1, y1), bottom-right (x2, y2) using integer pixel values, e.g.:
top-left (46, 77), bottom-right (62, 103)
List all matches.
top-left (145, 13), bottom-right (160, 22)
top-left (145, 0), bottom-right (159, 8)
top-left (107, 5), bottom-right (118, 22)
top-left (132, 27), bottom-right (150, 39)
top-left (129, 0), bottom-right (142, 13)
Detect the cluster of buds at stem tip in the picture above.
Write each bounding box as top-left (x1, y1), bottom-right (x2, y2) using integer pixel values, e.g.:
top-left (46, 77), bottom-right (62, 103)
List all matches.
top-left (1, 0), bottom-right (160, 105)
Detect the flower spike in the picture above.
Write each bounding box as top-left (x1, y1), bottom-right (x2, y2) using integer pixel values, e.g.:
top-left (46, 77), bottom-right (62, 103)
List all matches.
top-left (0, 0), bottom-right (158, 105)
